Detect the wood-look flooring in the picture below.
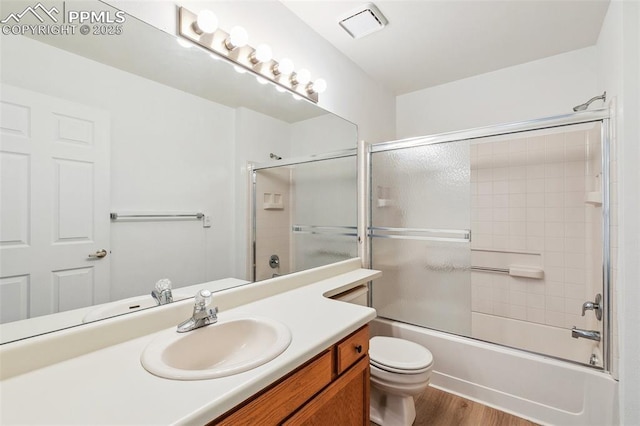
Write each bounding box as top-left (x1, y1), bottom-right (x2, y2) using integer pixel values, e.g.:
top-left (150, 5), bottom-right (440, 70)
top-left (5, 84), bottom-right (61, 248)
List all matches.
top-left (374, 386), bottom-right (539, 426)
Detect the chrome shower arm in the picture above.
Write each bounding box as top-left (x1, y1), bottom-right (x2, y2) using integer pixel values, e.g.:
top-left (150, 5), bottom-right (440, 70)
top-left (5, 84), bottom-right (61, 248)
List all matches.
top-left (573, 91), bottom-right (606, 111)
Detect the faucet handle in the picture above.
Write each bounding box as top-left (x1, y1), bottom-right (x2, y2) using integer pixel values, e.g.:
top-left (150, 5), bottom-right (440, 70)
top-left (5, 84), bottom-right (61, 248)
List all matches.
top-left (194, 289), bottom-right (212, 309)
top-left (581, 301), bottom-right (594, 316)
top-left (155, 278), bottom-right (172, 293)
top-left (581, 294), bottom-right (603, 321)
top-left (152, 278), bottom-right (173, 304)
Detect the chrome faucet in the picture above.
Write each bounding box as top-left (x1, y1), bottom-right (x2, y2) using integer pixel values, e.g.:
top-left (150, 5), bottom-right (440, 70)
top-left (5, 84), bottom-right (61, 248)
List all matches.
top-left (151, 278), bottom-right (173, 305)
top-left (177, 289), bottom-right (218, 333)
top-left (571, 327), bottom-right (601, 342)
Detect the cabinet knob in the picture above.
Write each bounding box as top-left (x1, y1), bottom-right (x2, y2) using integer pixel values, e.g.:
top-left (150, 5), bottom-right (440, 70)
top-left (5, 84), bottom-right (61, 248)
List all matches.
top-left (355, 344), bottom-right (362, 353)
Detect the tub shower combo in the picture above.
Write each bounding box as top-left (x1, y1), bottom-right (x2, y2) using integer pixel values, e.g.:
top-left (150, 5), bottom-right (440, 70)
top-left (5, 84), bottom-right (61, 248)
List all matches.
top-left (252, 106), bottom-right (616, 424)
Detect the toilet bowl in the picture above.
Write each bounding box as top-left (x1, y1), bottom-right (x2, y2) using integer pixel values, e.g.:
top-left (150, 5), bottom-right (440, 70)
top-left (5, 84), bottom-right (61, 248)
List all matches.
top-left (369, 336), bottom-right (433, 426)
top-left (330, 286), bottom-right (433, 425)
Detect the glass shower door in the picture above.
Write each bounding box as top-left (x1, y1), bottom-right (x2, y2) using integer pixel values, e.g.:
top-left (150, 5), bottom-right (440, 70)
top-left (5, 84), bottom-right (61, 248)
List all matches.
top-left (253, 154), bottom-right (357, 281)
top-left (370, 140), bottom-right (472, 335)
top-left (370, 120), bottom-right (608, 368)
top-left (290, 156), bottom-right (358, 272)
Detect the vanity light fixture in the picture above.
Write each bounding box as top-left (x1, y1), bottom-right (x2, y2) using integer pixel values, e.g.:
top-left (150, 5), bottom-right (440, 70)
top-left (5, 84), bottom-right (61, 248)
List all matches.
top-left (307, 78), bottom-right (327, 94)
top-left (194, 10), bottom-right (218, 34)
top-left (178, 7), bottom-right (326, 103)
top-left (291, 68), bottom-right (311, 86)
top-left (249, 44), bottom-right (273, 64)
top-left (272, 58), bottom-right (294, 76)
top-left (225, 26), bottom-right (248, 50)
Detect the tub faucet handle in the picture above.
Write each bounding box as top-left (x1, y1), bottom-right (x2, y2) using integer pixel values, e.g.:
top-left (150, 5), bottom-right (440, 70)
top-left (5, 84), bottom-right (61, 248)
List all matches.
top-left (581, 293), bottom-right (602, 321)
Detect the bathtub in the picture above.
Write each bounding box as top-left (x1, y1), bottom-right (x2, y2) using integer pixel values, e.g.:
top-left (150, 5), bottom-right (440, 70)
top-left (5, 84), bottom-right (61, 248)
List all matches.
top-left (370, 317), bottom-right (619, 425)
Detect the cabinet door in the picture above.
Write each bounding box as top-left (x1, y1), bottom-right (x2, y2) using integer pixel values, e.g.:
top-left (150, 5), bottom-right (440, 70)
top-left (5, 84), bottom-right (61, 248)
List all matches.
top-left (283, 355), bottom-right (370, 426)
top-left (212, 351), bottom-right (332, 426)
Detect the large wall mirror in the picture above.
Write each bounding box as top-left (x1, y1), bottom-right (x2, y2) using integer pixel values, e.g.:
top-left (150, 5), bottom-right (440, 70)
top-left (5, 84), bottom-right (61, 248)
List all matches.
top-left (0, 0), bottom-right (357, 343)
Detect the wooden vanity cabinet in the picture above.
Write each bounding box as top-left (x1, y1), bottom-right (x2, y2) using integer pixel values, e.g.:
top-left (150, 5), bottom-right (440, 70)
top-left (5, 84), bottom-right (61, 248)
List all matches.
top-left (211, 325), bottom-right (370, 425)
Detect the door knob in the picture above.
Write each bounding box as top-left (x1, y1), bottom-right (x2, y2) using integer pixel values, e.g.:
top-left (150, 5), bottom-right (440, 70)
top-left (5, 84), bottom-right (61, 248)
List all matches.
top-left (88, 249), bottom-right (108, 259)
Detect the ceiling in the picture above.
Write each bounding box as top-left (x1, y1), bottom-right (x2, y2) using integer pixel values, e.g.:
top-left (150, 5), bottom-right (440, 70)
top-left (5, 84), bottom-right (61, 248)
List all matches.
top-left (281, 0), bottom-right (610, 95)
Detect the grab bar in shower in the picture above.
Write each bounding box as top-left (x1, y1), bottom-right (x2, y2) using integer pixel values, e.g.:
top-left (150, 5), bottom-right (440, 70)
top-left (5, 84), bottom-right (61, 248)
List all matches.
top-left (368, 227), bottom-right (471, 243)
top-left (471, 266), bottom-right (544, 279)
top-left (471, 266), bottom-right (509, 274)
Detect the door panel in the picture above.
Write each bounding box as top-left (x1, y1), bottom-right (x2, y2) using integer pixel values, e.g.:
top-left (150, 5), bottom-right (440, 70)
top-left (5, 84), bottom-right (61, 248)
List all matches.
top-left (0, 84), bottom-right (110, 322)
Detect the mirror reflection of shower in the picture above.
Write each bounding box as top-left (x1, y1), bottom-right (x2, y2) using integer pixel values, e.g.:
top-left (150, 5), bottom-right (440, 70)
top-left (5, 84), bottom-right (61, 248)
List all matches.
top-left (252, 152), bottom-right (358, 282)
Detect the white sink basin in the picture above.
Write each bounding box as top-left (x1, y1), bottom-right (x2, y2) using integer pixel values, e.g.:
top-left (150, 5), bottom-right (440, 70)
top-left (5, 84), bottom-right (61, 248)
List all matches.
top-left (140, 315), bottom-right (292, 380)
top-left (82, 293), bottom-right (190, 323)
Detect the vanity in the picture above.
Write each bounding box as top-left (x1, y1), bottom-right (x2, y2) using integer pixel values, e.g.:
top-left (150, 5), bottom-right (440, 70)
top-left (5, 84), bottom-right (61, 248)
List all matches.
top-left (0, 259), bottom-right (380, 425)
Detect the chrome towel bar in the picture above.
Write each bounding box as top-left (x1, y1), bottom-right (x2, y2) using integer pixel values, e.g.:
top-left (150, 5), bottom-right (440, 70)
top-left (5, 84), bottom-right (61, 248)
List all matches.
top-left (110, 212), bottom-right (204, 220)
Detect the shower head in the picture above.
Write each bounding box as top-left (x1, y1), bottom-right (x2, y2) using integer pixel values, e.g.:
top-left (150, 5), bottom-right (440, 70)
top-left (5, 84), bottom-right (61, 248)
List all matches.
top-left (573, 91), bottom-right (606, 112)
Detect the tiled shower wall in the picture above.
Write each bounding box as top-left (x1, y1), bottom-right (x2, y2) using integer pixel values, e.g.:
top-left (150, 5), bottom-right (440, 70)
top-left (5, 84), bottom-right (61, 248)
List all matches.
top-left (254, 168), bottom-right (291, 281)
top-left (470, 124), bottom-right (603, 331)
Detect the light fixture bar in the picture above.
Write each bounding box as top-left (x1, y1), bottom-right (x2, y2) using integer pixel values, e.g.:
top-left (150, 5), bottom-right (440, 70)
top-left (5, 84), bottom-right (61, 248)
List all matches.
top-left (178, 7), bottom-right (321, 103)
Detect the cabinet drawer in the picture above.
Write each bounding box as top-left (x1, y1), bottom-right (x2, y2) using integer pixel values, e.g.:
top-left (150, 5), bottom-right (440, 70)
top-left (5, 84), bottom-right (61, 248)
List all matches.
top-left (212, 350), bottom-right (333, 426)
top-left (335, 325), bottom-right (369, 375)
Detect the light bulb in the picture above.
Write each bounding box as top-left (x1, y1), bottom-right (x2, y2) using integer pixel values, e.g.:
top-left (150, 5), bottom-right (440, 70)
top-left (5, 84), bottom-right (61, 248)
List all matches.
top-left (275, 86), bottom-right (286, 93)
top-left (210, 53), bottom-right (220, 61)
top-left (234, 65), bottom-right (247, 74)
top-left (250, 44), bottom-right (272, 64)
top-left (311, 78), bottom-right (327, 94)
top-left (274, 58), bottom-right (294, 76)
top-left (295, 68), bottom-right (311, 85)
top-left (225, 26), bottom-right (248, 50)
top-left (256, 76), bottom-right (268, 85)
top-left (292, 94), bottom-right (302, 101)
top-left (194, 10), bottom-right (218, 34)
top-left (176, 38), bottom-right (193, 48)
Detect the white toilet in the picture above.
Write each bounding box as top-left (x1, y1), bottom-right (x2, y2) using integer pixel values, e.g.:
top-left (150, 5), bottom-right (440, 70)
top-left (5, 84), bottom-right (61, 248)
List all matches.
top-left (369, 336), bottom-right (433, 426)
top-left (332, 286), bottom-right (434, 426)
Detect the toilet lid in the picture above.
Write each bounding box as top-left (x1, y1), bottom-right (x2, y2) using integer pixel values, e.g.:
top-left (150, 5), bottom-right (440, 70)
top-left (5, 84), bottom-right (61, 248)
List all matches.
top-left (369, 336), bottom-right (433, 372)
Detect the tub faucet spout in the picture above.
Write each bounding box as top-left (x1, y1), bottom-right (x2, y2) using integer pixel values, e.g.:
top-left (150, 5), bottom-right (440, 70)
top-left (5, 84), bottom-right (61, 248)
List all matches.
top-left (571, 327), bottom-right (601, 342)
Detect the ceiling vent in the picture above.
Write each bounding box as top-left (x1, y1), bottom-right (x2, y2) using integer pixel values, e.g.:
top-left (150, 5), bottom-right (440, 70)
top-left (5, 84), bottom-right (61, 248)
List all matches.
top-left (339, 3), bottom-right (388, 39)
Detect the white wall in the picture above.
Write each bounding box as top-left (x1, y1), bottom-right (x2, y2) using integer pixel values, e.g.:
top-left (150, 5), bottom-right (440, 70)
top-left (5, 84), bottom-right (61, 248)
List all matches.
top-left (107, 0), bottom-right (396, 144)
top-left (597, 1), bottom-right (640, 423)
top-left (290, 114), bottom-right (357, 157)
top-left (396, 47), bottom-right (598, 138)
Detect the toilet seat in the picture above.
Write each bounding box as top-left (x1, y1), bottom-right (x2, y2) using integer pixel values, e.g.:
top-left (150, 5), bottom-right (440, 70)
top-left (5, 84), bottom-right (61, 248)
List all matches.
top-left (369, 336), bottom-right (433, 374)
top-left (371, 359), bottom-right (431, 374)
top-left (369, 364), bottom-right (431, 387)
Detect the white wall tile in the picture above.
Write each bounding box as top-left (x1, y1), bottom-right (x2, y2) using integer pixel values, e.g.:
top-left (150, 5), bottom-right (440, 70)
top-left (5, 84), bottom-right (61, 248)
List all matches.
top-left (469, 127), bottom-right (603, 359)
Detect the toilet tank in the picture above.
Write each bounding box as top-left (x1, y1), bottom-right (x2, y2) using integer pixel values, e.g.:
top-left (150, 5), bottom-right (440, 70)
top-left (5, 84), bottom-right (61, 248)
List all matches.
top-left (331, 285), bottom-right (368, 306)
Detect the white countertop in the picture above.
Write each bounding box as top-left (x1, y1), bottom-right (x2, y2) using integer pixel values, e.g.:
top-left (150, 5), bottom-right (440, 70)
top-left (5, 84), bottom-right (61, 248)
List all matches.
top-left (0, 264), bottom-right (379, 425)
top-left (0, 278), bottom-right (249, 345)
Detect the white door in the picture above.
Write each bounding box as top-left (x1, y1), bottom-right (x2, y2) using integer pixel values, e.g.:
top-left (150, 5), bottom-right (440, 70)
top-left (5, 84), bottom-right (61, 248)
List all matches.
top-left (0, 84), bottom-right (110, 323)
